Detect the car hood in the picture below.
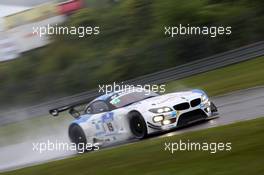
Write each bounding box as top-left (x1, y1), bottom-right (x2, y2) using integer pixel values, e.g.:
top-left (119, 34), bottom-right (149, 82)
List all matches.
top-left (127, 90), bottom-right (203, 109)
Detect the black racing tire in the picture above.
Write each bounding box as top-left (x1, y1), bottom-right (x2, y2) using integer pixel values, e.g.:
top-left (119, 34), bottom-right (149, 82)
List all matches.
top-left (211, 102), bottom-right (218, 112)
top-left (128, 111), bottom-right (148, 139)
top-left (68, 124), bottom-right (87, 152)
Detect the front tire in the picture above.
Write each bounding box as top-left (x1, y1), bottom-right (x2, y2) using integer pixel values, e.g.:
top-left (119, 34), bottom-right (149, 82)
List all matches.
top-left (128, 111), bottom-right (147, 139)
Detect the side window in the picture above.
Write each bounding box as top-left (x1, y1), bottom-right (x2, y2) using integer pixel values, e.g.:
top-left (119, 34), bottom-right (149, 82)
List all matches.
top-left (90, 101), bottom-right (109, 114)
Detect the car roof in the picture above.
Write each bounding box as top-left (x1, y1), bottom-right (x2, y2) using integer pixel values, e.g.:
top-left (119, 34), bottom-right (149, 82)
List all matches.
top-left (94, 92), bottom-right (117, 102)
top-left (91, 88), bottom-right (149, 103)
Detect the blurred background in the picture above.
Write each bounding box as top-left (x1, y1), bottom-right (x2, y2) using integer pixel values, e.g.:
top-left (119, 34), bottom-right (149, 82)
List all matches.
top-left (0, 0), bottom-right (263, 111)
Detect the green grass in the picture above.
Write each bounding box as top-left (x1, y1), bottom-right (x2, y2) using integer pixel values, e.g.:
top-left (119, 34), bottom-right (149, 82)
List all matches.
top-left (166, 56), bottom-right (264, 96)
top-left (2, 117), bottom-right (264, 175)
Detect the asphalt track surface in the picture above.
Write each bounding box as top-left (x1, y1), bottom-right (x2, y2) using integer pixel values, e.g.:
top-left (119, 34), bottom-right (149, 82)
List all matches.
top-left (0, 86), bottom-right (264, 172)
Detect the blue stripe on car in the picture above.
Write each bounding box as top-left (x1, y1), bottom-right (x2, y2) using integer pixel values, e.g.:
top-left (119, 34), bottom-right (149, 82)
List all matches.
top-left (72, 114), bottom-right (91, 124)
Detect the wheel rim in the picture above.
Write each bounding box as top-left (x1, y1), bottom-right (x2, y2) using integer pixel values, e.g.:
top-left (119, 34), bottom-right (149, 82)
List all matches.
top-left (131, 116), bottom-right (145, 138)
top-left (69, 124), bottom-right (87, 146)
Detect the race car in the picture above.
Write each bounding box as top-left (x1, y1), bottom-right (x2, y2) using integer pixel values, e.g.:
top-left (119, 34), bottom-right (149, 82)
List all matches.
top-left (49, 88), bottom-right (218, 148)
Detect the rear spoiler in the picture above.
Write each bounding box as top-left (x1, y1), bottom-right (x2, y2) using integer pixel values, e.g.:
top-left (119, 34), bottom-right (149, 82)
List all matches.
top-left (49, 105), bottom-right (73, 117)
top-left (49, 98), bottom-right (94, 117)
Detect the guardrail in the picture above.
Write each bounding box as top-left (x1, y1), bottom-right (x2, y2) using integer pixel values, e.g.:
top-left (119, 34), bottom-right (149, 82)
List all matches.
top-left (1, 41), bottom-right (264, 125)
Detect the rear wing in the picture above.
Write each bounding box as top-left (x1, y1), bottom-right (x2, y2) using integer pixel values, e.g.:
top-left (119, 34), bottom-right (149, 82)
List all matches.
top-left (49, 98), bottom-right (93, 118)
top-left (49, 105), bottom-right (73, 117)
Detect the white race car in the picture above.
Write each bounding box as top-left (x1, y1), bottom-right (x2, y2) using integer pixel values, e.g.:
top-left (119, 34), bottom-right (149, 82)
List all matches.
top-left (50, 88), bottom-right (218, 148)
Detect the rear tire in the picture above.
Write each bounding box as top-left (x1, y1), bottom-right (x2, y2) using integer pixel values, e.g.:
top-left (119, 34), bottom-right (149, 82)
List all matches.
top-left (128, 111), bottom-right (147, 139)
top-left (68, 124), bottom-right (87, 153)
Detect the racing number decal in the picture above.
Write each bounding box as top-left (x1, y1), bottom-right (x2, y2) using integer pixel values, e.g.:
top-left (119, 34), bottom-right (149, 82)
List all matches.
top-left (102, 112), bottom-right (115, 133)
top-left (106, 123), bottom-right (114, 132)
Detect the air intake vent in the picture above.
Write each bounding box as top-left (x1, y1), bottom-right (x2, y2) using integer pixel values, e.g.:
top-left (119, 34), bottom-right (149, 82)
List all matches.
top-left (177, 109), bottom-right (207, 127)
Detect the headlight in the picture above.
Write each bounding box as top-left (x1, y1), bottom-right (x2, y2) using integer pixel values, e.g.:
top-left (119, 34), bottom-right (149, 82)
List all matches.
top-left (149, 107), bottom-right (173, 113)
top-left (201, 94), bottom-right (209, 104)
top-left (162, 119), bottom-right (171, 125)
top-left (164, 107), bottom-right (172, 112)
top-left (157, 109), bottom-right (164, 113)
top-left (153, 115), bottom-right (164, 122)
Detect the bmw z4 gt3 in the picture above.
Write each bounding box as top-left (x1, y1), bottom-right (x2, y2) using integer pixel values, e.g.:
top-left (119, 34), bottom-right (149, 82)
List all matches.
top-left (49, 88), bottom-right (218, 148)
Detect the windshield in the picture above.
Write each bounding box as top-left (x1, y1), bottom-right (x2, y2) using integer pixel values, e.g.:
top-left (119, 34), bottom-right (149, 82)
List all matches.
top-left (109, 91), bottom-right (158, 108)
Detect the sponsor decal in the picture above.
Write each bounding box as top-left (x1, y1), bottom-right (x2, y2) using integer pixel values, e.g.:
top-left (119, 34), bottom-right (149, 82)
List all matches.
top-left (102, 112), bottom-right (115, 133)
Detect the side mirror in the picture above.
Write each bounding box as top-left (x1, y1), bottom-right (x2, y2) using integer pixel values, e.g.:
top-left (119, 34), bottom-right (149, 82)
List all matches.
top-left (50, 109), bottom-right (59, 117)
top-left (69, 108), bottom-right (81, 119)
top-left (86, 107), bottom-right (92, 114)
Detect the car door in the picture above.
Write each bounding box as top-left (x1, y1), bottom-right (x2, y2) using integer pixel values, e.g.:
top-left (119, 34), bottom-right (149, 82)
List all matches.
top-left (89, 101), bottom-right (117, 136)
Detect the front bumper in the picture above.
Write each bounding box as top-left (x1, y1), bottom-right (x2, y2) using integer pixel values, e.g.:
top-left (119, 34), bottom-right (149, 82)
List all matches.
top-left (147, 100), bottom-right (216, 131)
